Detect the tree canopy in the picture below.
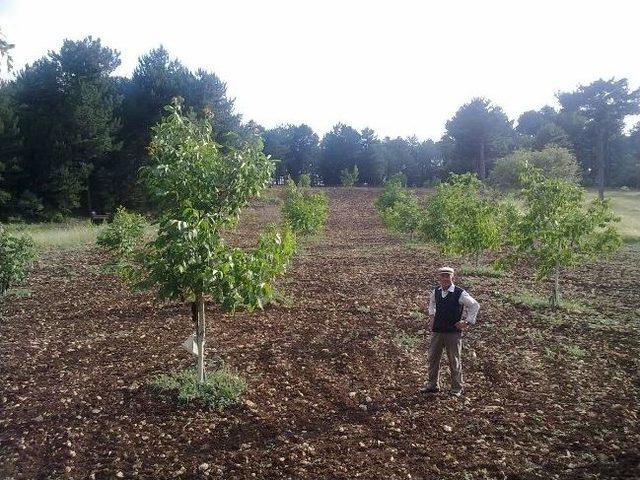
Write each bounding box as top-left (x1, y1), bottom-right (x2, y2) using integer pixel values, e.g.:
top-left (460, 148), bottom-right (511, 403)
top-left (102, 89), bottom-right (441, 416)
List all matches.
top-left (1, 35), bottom-right (639, 220)
top-left (441, 98), bottom-right (515, 179)
top-left (557, 78), bottom-right (640, 198)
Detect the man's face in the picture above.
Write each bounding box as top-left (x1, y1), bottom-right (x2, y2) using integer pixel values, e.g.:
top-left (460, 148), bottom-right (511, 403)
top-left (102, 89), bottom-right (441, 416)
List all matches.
top-left (438, 273), bottom-right (453, 288)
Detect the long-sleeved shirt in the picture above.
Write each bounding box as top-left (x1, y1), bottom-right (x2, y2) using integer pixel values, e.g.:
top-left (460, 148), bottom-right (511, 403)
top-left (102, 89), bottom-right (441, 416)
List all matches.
top-left (428, 284), bottom-right (480, 324)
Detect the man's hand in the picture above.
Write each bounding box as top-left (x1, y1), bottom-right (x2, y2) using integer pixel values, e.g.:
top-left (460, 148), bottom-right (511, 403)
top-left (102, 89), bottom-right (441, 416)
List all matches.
top-left (454, 320), bottom-right (468, 331)
top-left (428, 316), bottom-right (434, 332)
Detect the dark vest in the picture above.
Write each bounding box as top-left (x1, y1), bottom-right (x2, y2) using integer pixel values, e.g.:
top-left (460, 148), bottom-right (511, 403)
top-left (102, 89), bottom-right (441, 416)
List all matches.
top-left (433, 286), bottom-right (464, 333)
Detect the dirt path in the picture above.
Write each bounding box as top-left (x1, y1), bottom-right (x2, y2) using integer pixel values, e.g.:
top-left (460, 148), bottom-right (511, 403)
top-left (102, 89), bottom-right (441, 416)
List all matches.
top-left (1, 188), bottom-right (639, 479)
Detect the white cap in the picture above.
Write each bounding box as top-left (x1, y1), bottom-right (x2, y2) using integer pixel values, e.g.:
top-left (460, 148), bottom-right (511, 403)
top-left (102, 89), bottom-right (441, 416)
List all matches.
top-left (437, 266), bottom-right (455, 276)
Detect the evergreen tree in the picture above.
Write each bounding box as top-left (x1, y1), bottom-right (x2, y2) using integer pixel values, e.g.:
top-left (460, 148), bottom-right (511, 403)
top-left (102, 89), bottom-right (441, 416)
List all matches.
top-left (13, 37), bottom-right (121, 216)
top-left (319, 124), bottom-right (362, 185)
top-left (442, 98), bottom-right (515, 179)
top-left (558, 78), bottom-right (640, 198)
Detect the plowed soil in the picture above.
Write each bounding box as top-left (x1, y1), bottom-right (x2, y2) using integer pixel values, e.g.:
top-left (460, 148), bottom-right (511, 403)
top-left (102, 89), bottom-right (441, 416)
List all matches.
top-left (1, 188), bottom-right (639, 479)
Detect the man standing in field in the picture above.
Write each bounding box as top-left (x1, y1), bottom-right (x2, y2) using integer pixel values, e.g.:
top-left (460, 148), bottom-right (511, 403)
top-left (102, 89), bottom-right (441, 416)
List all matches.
top-left (420, 266), bottom-right (480, 397)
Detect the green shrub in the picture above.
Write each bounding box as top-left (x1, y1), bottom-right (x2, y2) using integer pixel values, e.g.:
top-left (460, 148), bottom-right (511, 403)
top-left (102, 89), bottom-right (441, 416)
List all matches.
top-left (298, 173), bottom-right (312, 188)
top-left (419, 173), bottom-right (507, 264)
top-left (97, 207), bottom-right (146, 254)
top-left (340, 165), bottom-right (359, 186)
top-left (148, 367), bottom-right (246, 409)
top-left (96, 207), bottom-right (147, 281)
top-left (375, 176), bottom-right (407, 212)
top-left (419, 182), bottom-right (453, 244)
top-left (487, 155), bottom-right (529, 190)
top-left (387, 172), bottom-right (407, 187)
top-left (49, 212), bottom-right (65, 223)
top-left (489, 146), bottom-right (581, 189)
top-left (282, 182), bottom-right (328, 236)
top-left (394, 331), bottom-right (421, 351)
top-left (110, 101), bottom-right (293, 386)
top-left (15, 190), bottom-right (45, 220)
top-left (376, 175), bottom-right (427, 238)
top-left (380, 192), bottom-right (422, 236)
top-left (284, 175), bottom-right (297, 194)
top-left (0, 227), bottom-right (36, 294)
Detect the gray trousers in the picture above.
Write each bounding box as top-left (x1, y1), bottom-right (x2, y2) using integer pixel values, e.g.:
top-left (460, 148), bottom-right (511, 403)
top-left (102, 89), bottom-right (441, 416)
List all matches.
top-left (426, 332), bottom-right (463, 392)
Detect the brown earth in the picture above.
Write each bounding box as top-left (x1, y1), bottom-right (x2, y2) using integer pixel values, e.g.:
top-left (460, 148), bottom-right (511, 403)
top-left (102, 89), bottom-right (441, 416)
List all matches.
top-left (1, 187), bottom-right (639, 479)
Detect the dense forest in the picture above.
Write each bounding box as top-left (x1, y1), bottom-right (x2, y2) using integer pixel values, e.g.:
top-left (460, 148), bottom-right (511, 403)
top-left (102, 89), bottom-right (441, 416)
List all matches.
top-left (0, 36), bottom-right (639, 220)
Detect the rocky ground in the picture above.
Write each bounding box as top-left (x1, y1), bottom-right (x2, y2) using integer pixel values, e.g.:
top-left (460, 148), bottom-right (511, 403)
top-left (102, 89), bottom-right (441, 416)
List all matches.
top-left (1, 188), bottom-right (639, 479)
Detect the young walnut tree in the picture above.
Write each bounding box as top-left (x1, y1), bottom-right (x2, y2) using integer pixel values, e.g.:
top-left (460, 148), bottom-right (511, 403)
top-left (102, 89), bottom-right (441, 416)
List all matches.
top-left (101, 101), bottom-right (295, 383)
top-left (282, 177), bottom-right (328, 236)
top-left (421, 173), bottom-right (507, 265)
top-left (511, 172), bottom-right (621, 307)
top-left (0, 226), bottom-right (35, 295)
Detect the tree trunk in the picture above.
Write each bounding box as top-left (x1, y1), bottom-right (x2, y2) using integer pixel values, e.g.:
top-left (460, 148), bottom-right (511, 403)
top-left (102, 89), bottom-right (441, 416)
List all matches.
top-left (550, 263), bottom-right (561, 309)
top-left (195, 294), bottom-right (206, 383)
top-left (596, 130), bottom-right (605, 201)
top-left (478, 141), bottom-right (486, 180)
top-left (86, 181), bottom-right (93, 214)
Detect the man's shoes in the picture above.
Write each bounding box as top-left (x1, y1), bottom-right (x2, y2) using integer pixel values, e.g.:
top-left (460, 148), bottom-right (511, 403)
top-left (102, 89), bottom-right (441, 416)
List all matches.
top-left (449, 389), bottom-right (463, 397)
top-left (418, 386), bottom-right (439, 394)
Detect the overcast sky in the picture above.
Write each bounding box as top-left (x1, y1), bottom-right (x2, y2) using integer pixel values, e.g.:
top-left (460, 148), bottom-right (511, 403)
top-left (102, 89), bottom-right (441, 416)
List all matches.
top-left (1, 0), bottom-right (639, 139)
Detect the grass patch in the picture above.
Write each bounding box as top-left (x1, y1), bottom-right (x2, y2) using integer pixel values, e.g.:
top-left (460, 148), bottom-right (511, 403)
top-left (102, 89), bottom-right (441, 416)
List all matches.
top-left (508, 291), bottom-right (549, 309)
top-left (507, 291), bottom-right (595, 314)
top-left (585, 189), bottom-right (640, 243)
top-left (5, 219), bottom-right (105, 250)
top-left (393, 331), bottom-right (421, 351)
top-left (5, 219), bottom-right (157, 251)
top-left (508, 189), bottom-right (639, 243)
top-left (148, 367), bottom-right (246, 410)
top-left (2, 287), bottom-right (32, 298)
top-left (458, 264), bottom-right (504, 278)
top-left (564, 344), bottom-right (587, 359)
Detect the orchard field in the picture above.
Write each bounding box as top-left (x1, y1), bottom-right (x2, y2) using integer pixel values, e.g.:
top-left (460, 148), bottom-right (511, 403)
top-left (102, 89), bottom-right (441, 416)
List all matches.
top-left (1, 187), bottom-right (639, 479)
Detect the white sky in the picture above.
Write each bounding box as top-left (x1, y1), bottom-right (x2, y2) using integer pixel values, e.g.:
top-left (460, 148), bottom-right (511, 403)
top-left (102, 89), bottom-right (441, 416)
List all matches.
top-left (1, 0), bottom-right (639, 139)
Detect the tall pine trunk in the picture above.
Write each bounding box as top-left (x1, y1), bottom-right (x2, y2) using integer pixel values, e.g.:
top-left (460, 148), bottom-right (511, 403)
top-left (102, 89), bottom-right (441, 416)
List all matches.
top-left (596, 129), bottom-right (605, 201)
top-left (86, 182), bottom-right (93, 214)
top-left (478, 141), bottom-right (486, 180)
top-left (195, 294), bottom-right (206, 383)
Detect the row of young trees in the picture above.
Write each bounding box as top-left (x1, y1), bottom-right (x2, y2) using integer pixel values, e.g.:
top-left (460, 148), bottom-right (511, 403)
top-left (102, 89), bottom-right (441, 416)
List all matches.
top-left (1, 35), bottom-right (639, 220)
top-left (376, 168), bottom-right (621, 307)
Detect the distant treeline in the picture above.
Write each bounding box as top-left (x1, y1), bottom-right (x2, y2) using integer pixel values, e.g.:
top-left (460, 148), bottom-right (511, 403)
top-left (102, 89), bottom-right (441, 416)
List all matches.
top-left (0, 36), bottom-right (639, 220)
